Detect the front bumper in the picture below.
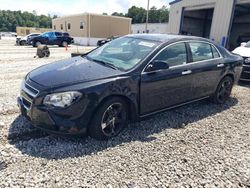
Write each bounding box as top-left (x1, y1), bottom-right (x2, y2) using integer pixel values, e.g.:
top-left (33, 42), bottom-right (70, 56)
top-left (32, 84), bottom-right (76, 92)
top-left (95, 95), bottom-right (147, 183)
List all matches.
top-left (17, 96), bottom-right (87, 135)
top-left (17, 81), bottom-right (88, 135)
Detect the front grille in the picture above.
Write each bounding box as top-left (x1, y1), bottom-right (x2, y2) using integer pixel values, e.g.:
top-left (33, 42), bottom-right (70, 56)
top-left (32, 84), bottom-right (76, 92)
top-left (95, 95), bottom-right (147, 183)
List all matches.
top-left (22, 83), bottom-right (39, 98)
top-left (25, 83), bottom-right (39, 96)
top-left (21, 82), bottom-right (40, 110)
top-left (22, 97), bottom-right (32, 110)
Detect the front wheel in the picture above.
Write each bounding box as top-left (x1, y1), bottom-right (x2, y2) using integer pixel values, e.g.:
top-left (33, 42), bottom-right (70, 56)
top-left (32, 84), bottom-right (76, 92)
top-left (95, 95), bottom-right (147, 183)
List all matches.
top-left (33, 41), bottom-right (41, 47)
top-left (89, 97), bottom-right (128, 140)
top-left (61, 41), bottom-right (68, 47)
top-left (19, 40), bottom-right (26, 46)
top-left (212, 76), bottom-right (234, 104)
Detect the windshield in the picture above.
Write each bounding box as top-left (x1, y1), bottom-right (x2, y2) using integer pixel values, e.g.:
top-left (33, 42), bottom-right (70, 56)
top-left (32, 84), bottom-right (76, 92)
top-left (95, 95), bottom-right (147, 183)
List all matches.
top-left (86, 37), bottom-right (159, 71)
top-left (245, 41), bottom-right (250, 48)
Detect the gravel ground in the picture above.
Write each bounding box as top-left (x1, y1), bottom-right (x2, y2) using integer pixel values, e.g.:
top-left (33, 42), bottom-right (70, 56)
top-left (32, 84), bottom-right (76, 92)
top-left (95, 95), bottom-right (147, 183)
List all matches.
top-left (0, 37), bottom-right (249, 188)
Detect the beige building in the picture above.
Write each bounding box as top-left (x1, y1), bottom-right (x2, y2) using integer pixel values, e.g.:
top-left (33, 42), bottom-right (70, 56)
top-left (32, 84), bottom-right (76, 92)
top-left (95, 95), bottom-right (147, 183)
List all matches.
top-left (52, 13), bottom-right (132, 46)
top-left (16, 27), bottom-right (51, 36)
top-left (169, 0), bottom-right (250, 50)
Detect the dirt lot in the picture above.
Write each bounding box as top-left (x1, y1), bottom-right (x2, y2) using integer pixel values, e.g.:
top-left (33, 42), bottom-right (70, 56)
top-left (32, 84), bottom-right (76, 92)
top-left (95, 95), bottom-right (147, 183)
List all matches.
top-left (0, 37), bottom-right (249, 188)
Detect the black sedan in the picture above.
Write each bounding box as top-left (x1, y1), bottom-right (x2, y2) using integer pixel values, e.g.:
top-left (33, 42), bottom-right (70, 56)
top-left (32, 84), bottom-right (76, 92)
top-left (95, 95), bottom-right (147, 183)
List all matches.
top-left (18, 34), bottom-right (243, 140)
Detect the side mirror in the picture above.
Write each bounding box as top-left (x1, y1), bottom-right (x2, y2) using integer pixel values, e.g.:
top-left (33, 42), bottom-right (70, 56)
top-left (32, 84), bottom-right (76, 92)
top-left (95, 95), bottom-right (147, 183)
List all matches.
top-left (146, 60), bottom-right (169, 72)
top-left (241, 42), bottom-right (247, 47)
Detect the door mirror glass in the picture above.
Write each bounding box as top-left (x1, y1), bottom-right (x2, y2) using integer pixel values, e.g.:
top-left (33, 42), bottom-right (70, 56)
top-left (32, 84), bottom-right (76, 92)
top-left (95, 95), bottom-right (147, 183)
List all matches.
top-left (241, 42), bottom-right (247, 47)
top-left (146, 60), bottom-right (169, 72)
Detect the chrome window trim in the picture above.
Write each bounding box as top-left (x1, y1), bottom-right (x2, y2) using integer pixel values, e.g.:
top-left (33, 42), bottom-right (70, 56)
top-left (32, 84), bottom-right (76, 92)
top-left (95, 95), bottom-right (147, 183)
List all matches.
top-left (142, 40), bottom-right (223, 74)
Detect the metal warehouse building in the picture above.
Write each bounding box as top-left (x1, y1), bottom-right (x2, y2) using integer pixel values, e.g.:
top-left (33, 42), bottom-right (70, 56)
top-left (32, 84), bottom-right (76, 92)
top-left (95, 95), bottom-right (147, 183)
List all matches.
top-left (169, 0), bottom-right (250, 50)
top-left (52, 13), bottom-right (131, 46)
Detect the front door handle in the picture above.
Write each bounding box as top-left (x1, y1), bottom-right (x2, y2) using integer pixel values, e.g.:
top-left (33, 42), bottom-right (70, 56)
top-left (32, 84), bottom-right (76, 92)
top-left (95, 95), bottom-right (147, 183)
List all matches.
top-left (217, 63), bottom-right (225, 68)
top-left (182, 70), bottom-right (192, 75)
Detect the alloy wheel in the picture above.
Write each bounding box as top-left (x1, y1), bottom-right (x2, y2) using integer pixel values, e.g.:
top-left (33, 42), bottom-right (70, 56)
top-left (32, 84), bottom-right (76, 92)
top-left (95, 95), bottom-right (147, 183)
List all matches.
top-left (217, 78), bottom-right (233, 103)
top-left (101, 102), bottom-right (126, 137)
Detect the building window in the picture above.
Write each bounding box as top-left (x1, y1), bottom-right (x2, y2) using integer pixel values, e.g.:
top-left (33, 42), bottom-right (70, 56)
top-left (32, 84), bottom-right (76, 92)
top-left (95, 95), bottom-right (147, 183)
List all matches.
top-left (60, 24), bottom-right (63, 30)
top-left (68, 23), bottom-right (71, 30)
top-left (54, 25), bottom-right (56, 30)
top-left (80, 21), bottom-right (84, 29)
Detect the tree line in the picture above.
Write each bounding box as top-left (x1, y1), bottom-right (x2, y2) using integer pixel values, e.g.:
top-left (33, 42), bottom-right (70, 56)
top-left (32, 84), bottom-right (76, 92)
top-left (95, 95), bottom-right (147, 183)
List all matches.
top-left (0, 6), bottom-right (169, 32)
top-left (0, 10), bottom-right (56, 32)
top-left (110, 6), bottom-right (169, 24)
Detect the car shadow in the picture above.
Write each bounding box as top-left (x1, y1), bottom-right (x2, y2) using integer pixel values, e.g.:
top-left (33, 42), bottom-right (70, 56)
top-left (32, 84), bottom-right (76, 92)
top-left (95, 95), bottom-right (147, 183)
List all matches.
top-left (8, 97), bottom-right (238, 160)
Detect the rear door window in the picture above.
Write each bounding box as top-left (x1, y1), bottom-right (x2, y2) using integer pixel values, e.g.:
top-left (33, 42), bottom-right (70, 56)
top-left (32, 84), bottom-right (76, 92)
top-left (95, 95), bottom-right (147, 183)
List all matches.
top-left (154, 43), bottom-right (187, 67)
top-left (189, 42), bottom-right (213, 62)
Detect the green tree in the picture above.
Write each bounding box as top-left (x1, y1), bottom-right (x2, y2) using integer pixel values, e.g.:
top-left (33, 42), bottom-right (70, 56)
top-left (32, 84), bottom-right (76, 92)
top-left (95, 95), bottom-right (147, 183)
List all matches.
top-left (0, 10), bottom-right (53, 32)
top-left (125, 5), bottom-right (169, 24)
top-left (111, 12), bottom-right (124, 17)
top-left (127, 6), bottom-right (147, 24)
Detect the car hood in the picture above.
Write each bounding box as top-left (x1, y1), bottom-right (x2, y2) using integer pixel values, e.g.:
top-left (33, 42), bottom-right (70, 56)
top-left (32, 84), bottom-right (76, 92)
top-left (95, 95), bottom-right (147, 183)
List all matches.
top-left (232, 46), bottom-right (250, 57)
top-left (29, 56), bottom-right (123, 87)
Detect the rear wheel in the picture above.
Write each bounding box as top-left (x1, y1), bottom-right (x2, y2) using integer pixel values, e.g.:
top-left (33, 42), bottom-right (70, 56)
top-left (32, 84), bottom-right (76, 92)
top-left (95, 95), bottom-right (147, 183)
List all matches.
top-left (212, 76), bottom-right (234, 104)
top-left (89, 97), bottom-right (128, 140)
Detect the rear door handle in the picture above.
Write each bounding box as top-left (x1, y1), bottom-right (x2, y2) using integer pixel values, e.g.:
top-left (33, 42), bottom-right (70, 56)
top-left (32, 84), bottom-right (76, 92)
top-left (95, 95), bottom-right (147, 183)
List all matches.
top-left (217, 63), bottom-right (225, 68)
top-left (182, 70), bottom-right (192, 75)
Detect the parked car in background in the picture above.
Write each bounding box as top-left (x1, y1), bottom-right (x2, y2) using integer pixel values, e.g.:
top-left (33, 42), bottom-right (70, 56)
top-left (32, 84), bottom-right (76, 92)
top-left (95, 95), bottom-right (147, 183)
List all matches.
top-left (233, 41), bottom-right (250, 82)
top-left (16, 33), bottom-right (40, 45)
top-left (18, 34), bottom-right (243, 140)
top-left (30, 31), bottom-right (74, 47)
top-left (97, 36), bottom-right (120, 46)
top-left (27, 34), bottom-right (42, 45)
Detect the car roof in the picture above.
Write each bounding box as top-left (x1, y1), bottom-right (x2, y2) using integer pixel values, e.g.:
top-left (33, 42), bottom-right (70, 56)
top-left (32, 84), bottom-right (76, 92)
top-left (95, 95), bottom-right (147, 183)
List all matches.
top-left (127, 34), bottom-right (209, 43)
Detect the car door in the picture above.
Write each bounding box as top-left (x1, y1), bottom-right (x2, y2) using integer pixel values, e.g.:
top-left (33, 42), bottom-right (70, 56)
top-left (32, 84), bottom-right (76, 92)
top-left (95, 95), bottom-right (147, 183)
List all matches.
top-left (41, 32), bottom-right (50, 44)
top-left (47, 32), bottom-right (58, 45)
top-left (55, 32), bottom-right (63, 45)
top-left (187, 42), bottom-right (225, 98)
top-left (140, 42), bottom-right (195, 115)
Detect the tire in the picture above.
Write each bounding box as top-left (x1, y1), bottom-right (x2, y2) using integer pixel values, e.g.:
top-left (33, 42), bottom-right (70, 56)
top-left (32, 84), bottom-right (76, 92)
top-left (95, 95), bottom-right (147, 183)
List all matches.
top-left (61, 41), bottom-right (68, 47)
top-left (34, 41), bottom-right (41, 47)
top-left (37, 45), bottom-right (50, 58)
top-left (212, 76), bottom-right (234, 104)
top-left (89, 97), bottom-right (128, 140)
top-left (19, 40), bottom-right (26, 46)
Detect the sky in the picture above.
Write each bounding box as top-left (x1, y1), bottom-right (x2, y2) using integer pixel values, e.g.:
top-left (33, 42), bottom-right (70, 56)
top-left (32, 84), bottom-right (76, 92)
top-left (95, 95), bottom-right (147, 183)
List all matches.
top-left (0, 0), bottom-right (171, 16)
top-left (0, 0), bottom-right (172, 16)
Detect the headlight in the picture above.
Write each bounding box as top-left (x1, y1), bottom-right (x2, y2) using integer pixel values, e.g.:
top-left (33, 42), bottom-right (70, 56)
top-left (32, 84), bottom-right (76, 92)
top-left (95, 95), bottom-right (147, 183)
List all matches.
top-left (245, 58), bottom-right (250, 64)
top-left (43, 91), bottom-right (82, 108)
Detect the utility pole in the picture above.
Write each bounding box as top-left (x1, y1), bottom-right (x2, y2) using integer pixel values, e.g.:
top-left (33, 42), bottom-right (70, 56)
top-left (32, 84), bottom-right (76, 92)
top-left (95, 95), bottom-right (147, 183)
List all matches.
top-left (145, 0), bottom-right (150, 33)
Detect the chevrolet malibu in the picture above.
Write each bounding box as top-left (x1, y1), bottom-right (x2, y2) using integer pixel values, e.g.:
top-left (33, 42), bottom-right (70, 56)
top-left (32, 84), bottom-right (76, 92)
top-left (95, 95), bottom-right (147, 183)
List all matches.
top-left (18, 34), bottom-right (243, 140)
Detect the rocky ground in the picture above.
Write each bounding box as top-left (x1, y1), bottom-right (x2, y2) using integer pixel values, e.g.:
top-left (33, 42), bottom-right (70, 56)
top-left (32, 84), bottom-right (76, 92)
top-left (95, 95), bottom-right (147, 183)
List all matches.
top-left (0, 37), bottom-right (249, 188)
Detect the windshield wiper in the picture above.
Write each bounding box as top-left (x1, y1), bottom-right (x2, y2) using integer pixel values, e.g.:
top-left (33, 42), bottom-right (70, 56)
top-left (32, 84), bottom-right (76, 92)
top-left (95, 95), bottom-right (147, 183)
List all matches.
top-left (88, 57), bottom-right (118, 70)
